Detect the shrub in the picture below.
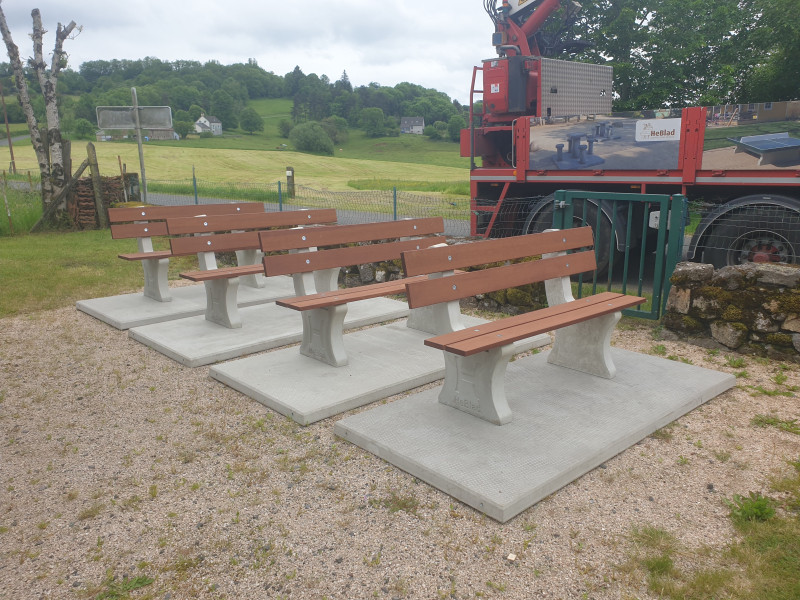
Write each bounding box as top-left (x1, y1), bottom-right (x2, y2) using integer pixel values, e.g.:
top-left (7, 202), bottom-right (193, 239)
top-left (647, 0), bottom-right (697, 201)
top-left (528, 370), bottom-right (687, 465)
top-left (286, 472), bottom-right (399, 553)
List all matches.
top-left (289, 121), bottom-right (334, 155)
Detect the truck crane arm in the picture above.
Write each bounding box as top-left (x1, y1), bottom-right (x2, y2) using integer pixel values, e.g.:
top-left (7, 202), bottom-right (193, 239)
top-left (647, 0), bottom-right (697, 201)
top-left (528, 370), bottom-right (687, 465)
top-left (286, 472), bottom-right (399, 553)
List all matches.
top-left (487, 0), bottom-right (590, 57)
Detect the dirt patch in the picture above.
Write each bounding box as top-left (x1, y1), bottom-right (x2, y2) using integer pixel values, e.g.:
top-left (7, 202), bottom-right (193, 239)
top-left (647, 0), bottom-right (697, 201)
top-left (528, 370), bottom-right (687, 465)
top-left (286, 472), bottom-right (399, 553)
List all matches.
top-left (1, 307), bottom-right (798, 598)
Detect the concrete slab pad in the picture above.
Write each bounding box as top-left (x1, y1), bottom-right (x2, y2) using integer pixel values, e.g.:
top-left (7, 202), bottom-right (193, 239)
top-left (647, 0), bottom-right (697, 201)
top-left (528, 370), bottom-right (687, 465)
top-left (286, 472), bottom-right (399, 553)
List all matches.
top-left (334, 348), bottom-right (736, 522)
top-left (129, 297), bottom-right (412, 367)
top-left (210, 319), bottom-right (550, 426)
top-left (76, 276), bottom-right (296, 330)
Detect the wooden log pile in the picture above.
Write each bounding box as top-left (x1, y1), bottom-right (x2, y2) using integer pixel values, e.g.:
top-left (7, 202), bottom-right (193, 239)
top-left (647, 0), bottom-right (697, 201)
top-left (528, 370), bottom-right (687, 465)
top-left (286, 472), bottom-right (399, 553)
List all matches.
top-left (67, 174), bottom-right (136, 229)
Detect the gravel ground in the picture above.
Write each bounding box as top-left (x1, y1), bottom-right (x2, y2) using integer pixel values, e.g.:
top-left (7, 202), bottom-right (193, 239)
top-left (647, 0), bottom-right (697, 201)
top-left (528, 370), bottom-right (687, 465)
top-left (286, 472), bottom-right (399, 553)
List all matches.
top-left (1, 305), bottom-right (799, 599)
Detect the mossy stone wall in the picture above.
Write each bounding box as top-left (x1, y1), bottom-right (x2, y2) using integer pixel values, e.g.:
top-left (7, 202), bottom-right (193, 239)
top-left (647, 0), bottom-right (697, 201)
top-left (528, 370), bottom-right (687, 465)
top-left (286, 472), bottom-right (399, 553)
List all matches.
top-left (664, 262), bottom-right (800, 361)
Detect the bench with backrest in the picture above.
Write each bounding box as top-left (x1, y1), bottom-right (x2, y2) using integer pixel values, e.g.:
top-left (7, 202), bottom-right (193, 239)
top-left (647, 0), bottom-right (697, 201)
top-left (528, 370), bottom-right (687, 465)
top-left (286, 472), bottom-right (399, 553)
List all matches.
top-left (259, 217), bottom-right (448, 367)
top-left (163, 208), bottom-right (338, 328)
top-left (109, 203), bottom-right (265, 302)
top-left (400, 226), bottom-right (645, 425)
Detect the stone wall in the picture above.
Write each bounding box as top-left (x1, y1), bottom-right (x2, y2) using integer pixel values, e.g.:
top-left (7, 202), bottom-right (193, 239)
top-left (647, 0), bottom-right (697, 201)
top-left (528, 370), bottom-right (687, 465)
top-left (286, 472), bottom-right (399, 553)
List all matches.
top-left (663, 261), bottom-right (800, 360)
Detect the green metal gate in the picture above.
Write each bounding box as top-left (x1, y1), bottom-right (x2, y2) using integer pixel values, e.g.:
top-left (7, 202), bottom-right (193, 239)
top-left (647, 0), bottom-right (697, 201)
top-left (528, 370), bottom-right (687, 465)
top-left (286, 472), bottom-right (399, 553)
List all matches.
top-left (551, 190), bottom-right (687, 320)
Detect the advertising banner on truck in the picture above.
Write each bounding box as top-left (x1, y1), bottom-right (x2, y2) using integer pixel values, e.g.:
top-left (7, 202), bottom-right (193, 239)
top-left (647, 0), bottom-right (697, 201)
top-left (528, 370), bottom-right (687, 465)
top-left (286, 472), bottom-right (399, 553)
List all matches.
top-left (528, 101), bottom-right (800, 172)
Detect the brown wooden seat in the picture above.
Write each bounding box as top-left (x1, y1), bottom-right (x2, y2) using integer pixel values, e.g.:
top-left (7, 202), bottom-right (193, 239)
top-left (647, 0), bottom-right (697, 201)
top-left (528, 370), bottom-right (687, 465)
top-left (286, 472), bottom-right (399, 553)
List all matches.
top-left (401, 227), bottom-right (645, 425)
top-left (259, 217), bottom-right (447, 366)
top-left (159, 209), bottom-right (337, 328)
top-left (108, 202), bottom-right (266, 301)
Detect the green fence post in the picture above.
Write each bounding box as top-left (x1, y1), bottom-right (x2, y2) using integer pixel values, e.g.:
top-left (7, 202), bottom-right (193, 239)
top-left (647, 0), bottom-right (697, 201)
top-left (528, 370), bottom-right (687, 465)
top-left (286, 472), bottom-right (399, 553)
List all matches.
top-left (278, 181), bottom-right (282, 211)
top-left (552, 190), bottom-right (573, 229)
top-left (192, 166), bottom-right (198, 205)
top-left (661, 194), bottom-right (688, 315)
top-left (393, 187), bottom-right (397, 220)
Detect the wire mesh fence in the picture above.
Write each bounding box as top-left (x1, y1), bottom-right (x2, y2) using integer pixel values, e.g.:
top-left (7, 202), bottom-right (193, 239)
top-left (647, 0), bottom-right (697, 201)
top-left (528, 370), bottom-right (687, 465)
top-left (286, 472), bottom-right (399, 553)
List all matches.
top-left (146, 180), bottom-right (472, 237)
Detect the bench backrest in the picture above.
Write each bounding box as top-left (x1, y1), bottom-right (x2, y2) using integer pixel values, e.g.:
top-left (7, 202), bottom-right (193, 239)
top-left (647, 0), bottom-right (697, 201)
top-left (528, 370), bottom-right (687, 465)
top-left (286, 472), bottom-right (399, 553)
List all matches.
top-left (109, 203), bottom-right (264, 240)
top-left (402, 227), bottom-right (596, 309)
top-left (261, 217), bottom-right (446, 276)
top-left (167, 209), bottom-right (338, 256)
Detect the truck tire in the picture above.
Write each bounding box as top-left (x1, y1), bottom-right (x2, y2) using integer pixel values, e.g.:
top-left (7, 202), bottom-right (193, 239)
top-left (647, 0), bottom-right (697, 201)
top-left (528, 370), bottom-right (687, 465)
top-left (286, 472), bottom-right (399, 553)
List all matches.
top-left (701, 203), bottom-right (800, 268)
top-left (523, 198), bottom-right (615, 277)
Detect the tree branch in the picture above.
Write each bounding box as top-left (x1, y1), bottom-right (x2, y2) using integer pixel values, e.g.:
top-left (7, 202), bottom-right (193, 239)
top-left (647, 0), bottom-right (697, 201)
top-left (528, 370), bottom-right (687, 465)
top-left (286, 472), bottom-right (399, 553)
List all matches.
top-left (51, 20), bottom-right (78, 76)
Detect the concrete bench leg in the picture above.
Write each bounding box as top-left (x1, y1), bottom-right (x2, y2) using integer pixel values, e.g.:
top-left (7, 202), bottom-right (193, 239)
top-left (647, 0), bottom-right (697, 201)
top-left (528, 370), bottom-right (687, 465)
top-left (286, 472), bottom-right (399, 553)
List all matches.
top-left (542, 241), bottom-right (618, 378)
top-left (204, 278), bottom-right (242, 329)
top-left (142, 257), bottom-right (171, 302)
top-left (547, 311), bottom-right (619, 378)
top-left (299, 305), bottom-right (349, 367)
top-left (407, 300), bottom-right (464, 335)
top-left (438, 344), bottom-right (515, 425)
top-left (407, 270), bottom-right (465, 335)
top-left (137, 235), bottom-right (171, 301)
top-left (235, 248), bottom-right (266, 288)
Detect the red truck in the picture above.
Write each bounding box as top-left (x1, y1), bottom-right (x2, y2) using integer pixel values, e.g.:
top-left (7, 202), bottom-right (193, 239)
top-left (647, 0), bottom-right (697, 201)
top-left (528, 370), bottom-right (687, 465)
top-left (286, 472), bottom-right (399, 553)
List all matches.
top-left (465, 0), bottom-right (800, 269)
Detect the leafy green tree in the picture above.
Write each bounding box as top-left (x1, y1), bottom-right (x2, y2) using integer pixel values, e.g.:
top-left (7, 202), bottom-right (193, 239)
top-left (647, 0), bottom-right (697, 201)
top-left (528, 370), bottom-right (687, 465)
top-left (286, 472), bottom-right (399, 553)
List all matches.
top-left (289, 121), bottom-right (334, 155)
top-left (72, 118), bottom-right (95, 140)
top-left (384, 116), bottom-right (400, 137)
top-left (239, 107), bottom-right (264, 134)
top-left (188, 104), bottom-right (204, 121)
top-left (320, 115), bottom-right (348, 145)
top-left (210, 89), bottom-right (237, 129)
top-left (447, 114), bottom-right (466, 142)
top-left (278, 119), bottom-right (293, 138)
top-left (360, 107), bottom-right (386, 137)
top-left (173, 120), bottom-right (193, 139)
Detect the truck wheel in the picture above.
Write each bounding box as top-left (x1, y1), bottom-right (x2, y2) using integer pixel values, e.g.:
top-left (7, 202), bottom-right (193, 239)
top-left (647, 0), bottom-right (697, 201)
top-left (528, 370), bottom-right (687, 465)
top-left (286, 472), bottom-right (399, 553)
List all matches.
top-left (523, 199), bottom-right (615, 277)
top-left (702, 205), bottom-right (800, 268)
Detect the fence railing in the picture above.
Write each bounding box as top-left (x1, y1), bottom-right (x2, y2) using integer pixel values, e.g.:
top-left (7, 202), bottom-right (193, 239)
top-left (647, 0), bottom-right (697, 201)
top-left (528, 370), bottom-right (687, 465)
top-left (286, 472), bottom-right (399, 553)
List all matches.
top-left (146, 179), bottom-right (472, 237)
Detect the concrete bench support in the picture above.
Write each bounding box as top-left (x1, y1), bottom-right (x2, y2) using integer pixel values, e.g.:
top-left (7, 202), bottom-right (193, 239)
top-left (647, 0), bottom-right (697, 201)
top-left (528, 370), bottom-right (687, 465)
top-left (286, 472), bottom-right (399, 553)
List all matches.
top-left (544, 249), bottom-right (618, 378)
top-left (438, 344), bottom-right (515, 425)
top-left (137, 234), bottom-right (172, 302)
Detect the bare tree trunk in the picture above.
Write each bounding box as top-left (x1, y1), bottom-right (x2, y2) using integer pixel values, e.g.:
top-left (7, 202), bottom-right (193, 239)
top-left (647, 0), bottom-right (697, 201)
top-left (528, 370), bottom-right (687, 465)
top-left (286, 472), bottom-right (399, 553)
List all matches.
top-left (0, 1), bottom-right (78, 219)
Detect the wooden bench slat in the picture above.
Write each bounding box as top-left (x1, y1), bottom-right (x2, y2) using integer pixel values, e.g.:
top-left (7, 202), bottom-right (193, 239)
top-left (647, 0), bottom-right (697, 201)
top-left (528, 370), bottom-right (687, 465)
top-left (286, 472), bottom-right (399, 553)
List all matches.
top-left (111, 222), bottom-right (169, 239)
top-left (170, 231), bottom-right (261, 256)
top-left (405, 250), bottom-right (596, 309)
top-left (425, 291), bottom-right (623, 347)
top-left (263, 236), bottom-right (447, 276)
top-left (119, 250), bottom-right (173, 261)
top-left (425, 292), bottom-right (644, 356)
top-left (259, 217), bottom-right (445, 252)
top-left (276, 277), bottom-right (424, 311)
top-left (166, 209), bottom-right (336, 235)
top-left (402, 227), bottom-right (595, 276)
top-left (179, 264), bottom-right (264, 282)
top-left (108, 203), bottom-right (263, 224)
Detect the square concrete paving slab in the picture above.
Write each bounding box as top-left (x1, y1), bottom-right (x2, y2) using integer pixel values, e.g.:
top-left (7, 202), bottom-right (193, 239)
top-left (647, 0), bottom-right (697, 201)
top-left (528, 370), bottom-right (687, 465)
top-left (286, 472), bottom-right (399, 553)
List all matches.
top-left (128, 297), bottom-right (411, 367)
top-left (210, 318), bottom-right (550, 426)
top-left (76, 276), bottom-right (296, 330)
top-left (334, 348), bottom-right (736, 522)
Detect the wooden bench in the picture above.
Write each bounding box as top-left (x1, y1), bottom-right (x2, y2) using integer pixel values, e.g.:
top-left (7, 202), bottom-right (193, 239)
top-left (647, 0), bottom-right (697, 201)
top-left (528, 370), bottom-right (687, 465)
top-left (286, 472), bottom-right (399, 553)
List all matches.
top-left (109, 203), bottom-right (264, 302)
top-left (260, 217), bottom-right (447, 366)
top-left (401, 227), bottom-right (645, 425)
top-left (164, 209), bottom-right (337, 328)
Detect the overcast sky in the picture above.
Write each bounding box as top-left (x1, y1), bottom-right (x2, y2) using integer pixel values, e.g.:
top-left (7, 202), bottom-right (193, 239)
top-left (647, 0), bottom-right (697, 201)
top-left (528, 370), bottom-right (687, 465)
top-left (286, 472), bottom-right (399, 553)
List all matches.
top-left (1, 1), bottom-right (497, 104)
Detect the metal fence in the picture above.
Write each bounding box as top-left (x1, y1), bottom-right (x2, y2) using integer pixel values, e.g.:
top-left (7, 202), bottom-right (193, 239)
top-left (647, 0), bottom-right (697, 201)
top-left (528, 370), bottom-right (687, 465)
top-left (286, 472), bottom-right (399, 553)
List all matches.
top-left (146, 179), bottom-right (472, 237)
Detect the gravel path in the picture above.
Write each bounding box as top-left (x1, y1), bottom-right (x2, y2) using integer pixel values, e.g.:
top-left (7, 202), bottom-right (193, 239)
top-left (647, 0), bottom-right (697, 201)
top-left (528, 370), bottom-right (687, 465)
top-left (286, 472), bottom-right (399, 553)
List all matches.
top-left (1, 304), bottom-right (798, 599)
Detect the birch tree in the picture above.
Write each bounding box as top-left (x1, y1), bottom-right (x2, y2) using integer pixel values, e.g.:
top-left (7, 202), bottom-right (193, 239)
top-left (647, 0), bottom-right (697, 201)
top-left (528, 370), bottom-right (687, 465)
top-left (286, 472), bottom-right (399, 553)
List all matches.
top-left (0, 2), bottom-right (79, 214)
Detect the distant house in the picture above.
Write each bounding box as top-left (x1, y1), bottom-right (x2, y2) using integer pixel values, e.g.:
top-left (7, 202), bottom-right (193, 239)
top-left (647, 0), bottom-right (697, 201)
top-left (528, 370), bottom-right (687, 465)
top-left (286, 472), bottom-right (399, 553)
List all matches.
top-left (400, 117), bottom-right (425, 135)
top-left (194, 113), bottom-right (223, 135)
top-left (147, 128), bottom-right (179, 141)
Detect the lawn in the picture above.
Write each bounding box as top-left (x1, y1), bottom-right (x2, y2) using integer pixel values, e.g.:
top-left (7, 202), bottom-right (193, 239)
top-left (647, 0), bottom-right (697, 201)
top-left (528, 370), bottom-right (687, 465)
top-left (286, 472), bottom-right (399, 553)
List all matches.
top-left (0, 141), bottom-right (467, 192)
top-left (0, 230), bottom-right (194, 318)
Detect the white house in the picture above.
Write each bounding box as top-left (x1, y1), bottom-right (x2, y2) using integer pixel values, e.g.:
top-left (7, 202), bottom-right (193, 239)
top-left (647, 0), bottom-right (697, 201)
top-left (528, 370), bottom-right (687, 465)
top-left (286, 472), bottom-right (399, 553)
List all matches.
top-left (400, 117), bottom-right (425, 135)
top-left (194, 113), bottom-right (223, 135)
